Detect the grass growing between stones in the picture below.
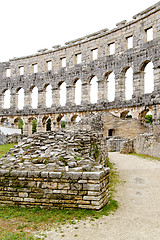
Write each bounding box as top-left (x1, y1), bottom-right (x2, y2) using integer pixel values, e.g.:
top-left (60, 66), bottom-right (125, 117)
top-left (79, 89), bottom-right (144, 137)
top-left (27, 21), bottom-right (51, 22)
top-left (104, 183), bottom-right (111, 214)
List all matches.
top-left (0, 143), bottom-right (16, 158)
top-left (0, 144), bottom-right (119, 239)
top-left (129, 152), bottom-right (160, 161)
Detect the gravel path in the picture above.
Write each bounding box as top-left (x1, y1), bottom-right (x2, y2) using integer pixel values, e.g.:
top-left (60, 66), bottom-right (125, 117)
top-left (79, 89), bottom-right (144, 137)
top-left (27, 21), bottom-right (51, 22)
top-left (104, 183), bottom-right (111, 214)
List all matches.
top-left (42, 152), bottom-right (160, 240)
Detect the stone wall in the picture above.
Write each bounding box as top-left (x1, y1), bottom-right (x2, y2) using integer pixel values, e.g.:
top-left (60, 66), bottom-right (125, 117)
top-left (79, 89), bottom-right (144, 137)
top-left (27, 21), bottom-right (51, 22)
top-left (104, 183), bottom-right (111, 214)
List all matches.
top-left (0, 168), bottom-right (110, 210)
top-left (0, 129), bottom-right (110, 209)
top-left (133, 132), bottom-right (160, 158)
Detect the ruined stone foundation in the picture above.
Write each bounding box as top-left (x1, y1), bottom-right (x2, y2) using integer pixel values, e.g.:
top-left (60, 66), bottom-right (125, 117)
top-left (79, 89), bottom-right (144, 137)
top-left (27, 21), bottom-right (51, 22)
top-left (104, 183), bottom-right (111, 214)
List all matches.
top-left (0, 129), bottom-right (110, 209)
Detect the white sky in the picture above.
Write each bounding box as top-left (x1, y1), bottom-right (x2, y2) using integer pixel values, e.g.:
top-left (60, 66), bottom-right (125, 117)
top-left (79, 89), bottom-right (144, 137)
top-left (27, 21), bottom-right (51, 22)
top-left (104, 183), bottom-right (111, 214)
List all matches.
top-left (0, 0), bottom-right (158, 62)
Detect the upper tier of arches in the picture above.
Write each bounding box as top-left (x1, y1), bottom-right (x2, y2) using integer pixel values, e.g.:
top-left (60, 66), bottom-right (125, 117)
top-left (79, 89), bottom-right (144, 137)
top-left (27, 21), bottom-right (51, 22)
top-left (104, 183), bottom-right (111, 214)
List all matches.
top-left (0, 61), bottom-right (156, 111)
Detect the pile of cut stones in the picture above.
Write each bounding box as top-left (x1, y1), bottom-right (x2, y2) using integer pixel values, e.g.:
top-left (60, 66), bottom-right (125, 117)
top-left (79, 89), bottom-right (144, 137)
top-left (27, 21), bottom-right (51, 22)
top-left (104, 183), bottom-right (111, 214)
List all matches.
top-left (0, 129), bottom-right (108, 172)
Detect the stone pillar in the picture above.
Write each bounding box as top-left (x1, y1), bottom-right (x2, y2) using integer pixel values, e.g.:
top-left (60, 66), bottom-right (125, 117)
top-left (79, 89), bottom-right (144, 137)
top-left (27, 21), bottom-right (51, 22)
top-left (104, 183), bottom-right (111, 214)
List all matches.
top-left (81, 82), bottom-right (90, 105)
top-left (52, 87), bottom-right (60, 107)
top-left (37, 115), bottom-right (43, 132)
top-left (10, 89), bottom-right (17, 111)
top-left (98, 80), bottom-right (105, 103)
top-left (153, 65), bottom-right (160, 92)
top-left (132, 70), bottom-right (143, 97)
top-left (24, 89), bottom-right (31, 109)
top-left (23, 117), bottom-right (29, 135)
top-left (38, 88), bottom-right (45, 108)
top-left (115, 73), bottom-right (125, 101)
top-left (0, 93), bottom-right (3, 112)
top-left (66, 84), bottom-right (74, 106)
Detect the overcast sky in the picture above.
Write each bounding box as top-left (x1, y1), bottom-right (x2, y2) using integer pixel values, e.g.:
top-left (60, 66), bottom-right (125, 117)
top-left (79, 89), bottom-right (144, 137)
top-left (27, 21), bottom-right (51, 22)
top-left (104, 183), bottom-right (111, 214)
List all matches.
top-left (0, 0), bottom-right (158, 62)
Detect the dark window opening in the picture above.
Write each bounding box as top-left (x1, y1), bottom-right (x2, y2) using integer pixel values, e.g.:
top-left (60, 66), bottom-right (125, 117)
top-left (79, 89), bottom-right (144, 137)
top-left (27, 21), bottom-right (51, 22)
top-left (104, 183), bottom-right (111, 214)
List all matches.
top-left (108, 129), bottom-right (115, 137)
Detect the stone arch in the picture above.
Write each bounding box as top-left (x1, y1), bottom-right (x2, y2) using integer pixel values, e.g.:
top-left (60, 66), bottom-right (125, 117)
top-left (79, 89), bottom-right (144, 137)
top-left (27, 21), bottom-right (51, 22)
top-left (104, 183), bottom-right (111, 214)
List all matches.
top-left (2, 89), bottom-right (11, 109)
top-left (14, 117), bottom-right (23, 133)
top-left (145, 110), bottom-right (153, 124)
top-left (73, 78), bottom-right (82, 105)
top-left (42, 115), bottom-right (52, 131)
top-left (120, 110), bottom-right (129, 119)
top-left (140, 60), bottom-right (154, 94)
top-left (120, 110), bottom-right (132, 119)
top-left (30, 86), bottom-right (38, 109)
top-left (71, 114), bottom-right (81, 124)
top-left (43, 83), bottom-right (52, 108)
top-left (46, 118), bottom-right (51, 131)
top-left (28, 117), bottom-right (37, 134)
top-left (139, 108), bottom-right (150, 122)
top-left (89, 75), bottom-right (98, 104)
top-left (0, 117), bottom-right (9, 127)
top-left (56, 114), bottom-right (64, 128)
top-left (58, 81), bottom-right (66, 106)
top-left (16, 87), bottom-right (24, 110)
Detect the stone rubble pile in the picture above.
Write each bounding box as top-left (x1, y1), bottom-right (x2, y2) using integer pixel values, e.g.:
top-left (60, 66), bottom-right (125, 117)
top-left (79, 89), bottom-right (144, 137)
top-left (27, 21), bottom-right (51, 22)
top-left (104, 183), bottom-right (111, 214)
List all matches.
top-left (0, 129), bottom-right (108, 172)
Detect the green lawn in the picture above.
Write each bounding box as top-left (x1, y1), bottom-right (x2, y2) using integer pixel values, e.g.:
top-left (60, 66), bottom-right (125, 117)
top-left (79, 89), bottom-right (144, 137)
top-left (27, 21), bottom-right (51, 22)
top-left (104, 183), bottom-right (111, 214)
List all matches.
top-left (0, 143), bottom-right (16, 158)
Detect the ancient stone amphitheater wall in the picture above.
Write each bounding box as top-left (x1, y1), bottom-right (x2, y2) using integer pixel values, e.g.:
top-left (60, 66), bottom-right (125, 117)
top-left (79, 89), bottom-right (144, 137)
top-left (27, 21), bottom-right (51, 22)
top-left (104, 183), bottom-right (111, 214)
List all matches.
top-left (0, 2), bottom-right (159, 135)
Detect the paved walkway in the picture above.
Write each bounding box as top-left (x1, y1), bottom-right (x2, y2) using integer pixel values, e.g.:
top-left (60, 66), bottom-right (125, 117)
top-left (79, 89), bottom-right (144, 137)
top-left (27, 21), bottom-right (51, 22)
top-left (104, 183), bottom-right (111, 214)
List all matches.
top-left (43, 152), bottom-right (160, 240)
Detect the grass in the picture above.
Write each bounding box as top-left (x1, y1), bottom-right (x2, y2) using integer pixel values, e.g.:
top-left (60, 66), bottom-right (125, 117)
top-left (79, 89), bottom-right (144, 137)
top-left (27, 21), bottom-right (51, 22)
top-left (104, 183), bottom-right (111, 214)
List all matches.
top-left (0, 144), bottom-right (119, 239)
top-left (129, 152), bottom-right (160, 161)
top-left (0, 143), bottom-right (16, 158)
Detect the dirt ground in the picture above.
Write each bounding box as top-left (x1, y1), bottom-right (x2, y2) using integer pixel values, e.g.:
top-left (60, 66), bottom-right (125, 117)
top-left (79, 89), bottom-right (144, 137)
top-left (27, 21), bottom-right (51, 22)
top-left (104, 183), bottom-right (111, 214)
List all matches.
top-left (40, 152), bottom-right (160, 240)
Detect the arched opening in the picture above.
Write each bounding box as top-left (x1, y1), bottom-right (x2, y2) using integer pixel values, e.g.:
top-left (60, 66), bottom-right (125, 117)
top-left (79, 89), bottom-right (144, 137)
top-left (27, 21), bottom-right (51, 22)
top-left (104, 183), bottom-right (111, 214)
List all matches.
top-left (145, 110), bottom-right (153, 124)
top-left (125, 68), bottom-right (133, 100)
top-left (126, 112), bottom-right (132, 119)
top-left (14, 118), bottom-right (23, 133)
top-left (3, 89), bottom-right (10, 109)
top-left (32, 118), bottom-right (37, 134)
top-left (61, 116), bottom-right (66, 128)
top-left (108, 72), bottom-right (115, 102)
top-left (28, 117), bottom-right (37, 134)
top-left (143, 62), bottom-right (154, 94)
top-left (17, 88), bottom-right (24, 110)
top-left (120, 110), bottom-right (132, 119)
top-left (56, 114), bottom-right (64, 128)
top-left (45, 84), bottom-right (52, 108)
top-left (59, 82), bottom-right (66, 106)
top-left (71, 115), bottom-right (81, 124)
top-left (74, 79), bottom-right (82, 105)
top-left (139, 109), bottom-right (152, 123)
top-left (46, 118), bottom-right (51, 131)
top-left (120, 110), bottom-right (129, 119)
top-left (1, 117), bottom-right (9, 127)
top-left (31, 86), bottom-right (38, 109)
top-left (90, 76), bottom-right (98, 103)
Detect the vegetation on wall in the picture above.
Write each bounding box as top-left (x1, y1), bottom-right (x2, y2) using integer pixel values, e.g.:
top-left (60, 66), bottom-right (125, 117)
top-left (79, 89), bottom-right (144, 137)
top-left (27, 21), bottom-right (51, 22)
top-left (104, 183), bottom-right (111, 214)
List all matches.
top-left (145, 114), bottom-right (153, 124)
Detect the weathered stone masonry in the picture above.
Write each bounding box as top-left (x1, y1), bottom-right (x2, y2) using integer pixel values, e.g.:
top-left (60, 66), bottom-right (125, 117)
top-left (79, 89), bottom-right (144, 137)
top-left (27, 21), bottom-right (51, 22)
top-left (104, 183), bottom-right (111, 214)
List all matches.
top-left (0, 129), bottom-right (110, 209)
top-left (0, 2), bottom-right (160, 136)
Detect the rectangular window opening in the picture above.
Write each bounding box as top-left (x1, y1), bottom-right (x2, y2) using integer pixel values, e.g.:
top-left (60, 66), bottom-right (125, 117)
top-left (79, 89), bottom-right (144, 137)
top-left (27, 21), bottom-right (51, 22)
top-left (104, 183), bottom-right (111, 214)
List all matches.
top-left (76, 53), bottom-right (81, 64)
top-left (33, 64), bottom-right (38, 73)
top-left (92, 49), bottom-right (98, 60)
top-left (127, 36), bottom-right (133, 49)
top-left (6, 68), bottom-right (11, 77)
top-left (47, 61), bottom-right (52, 71)
top-left (19, 66), bottom-right (24, 75)
top-left (146, 27), bottom-right (153, 41)
top-left (109, 43), bottom-right (115, 55)
top-left (61, 57), bottom-right (66, 68)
